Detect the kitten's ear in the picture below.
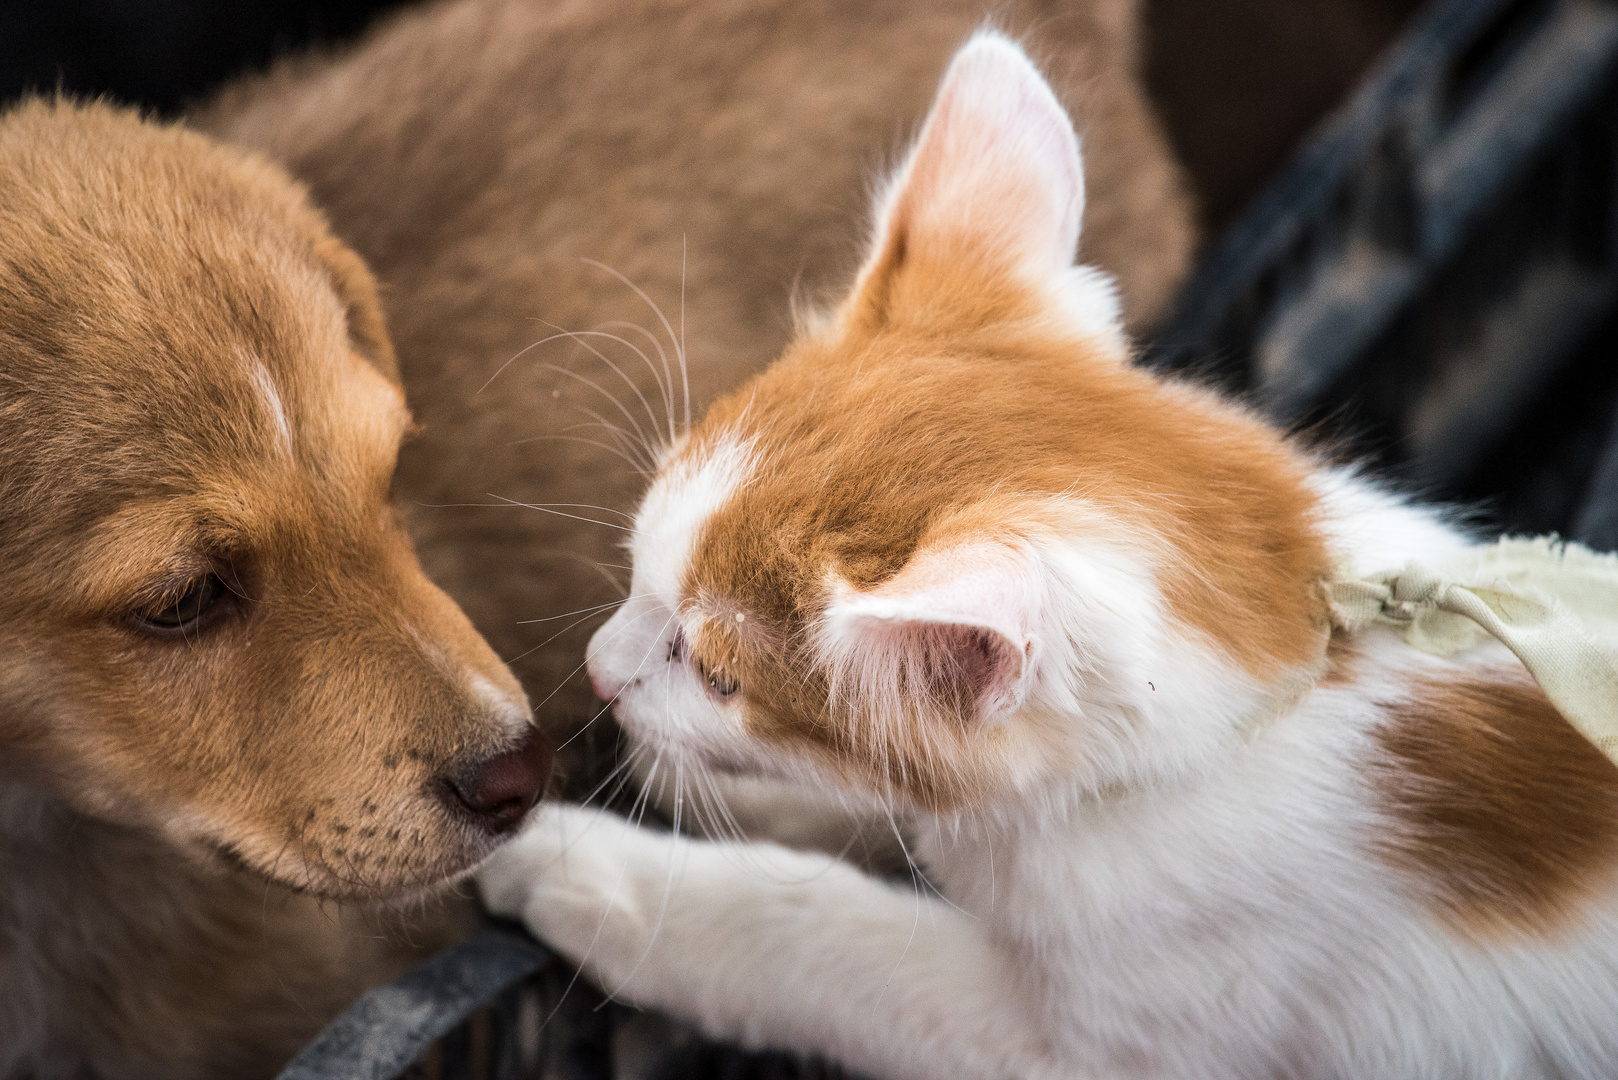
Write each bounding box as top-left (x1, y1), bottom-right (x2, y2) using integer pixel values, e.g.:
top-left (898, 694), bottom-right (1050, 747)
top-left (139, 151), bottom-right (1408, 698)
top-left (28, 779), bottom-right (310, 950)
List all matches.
top-left (818, 542), bottom-right (1039, 724)
top-left (843, 32), bottom-right (1108, 332)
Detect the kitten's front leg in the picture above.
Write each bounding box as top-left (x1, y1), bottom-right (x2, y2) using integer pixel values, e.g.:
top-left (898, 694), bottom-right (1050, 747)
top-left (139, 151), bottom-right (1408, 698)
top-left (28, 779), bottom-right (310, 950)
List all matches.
top-left (479, 804), bottom-right (1062, 1080)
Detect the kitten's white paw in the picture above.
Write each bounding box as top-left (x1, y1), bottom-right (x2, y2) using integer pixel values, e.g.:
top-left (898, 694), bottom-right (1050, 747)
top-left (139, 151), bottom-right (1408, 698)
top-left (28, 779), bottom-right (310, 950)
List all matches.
top-left (477, 803), bottom-right (669, 968)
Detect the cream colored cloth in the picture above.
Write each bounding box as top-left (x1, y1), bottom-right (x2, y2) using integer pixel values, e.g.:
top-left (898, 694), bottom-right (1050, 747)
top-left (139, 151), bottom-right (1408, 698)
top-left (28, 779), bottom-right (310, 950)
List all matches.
top-left (1324, 537), bottom-right (1618, 765)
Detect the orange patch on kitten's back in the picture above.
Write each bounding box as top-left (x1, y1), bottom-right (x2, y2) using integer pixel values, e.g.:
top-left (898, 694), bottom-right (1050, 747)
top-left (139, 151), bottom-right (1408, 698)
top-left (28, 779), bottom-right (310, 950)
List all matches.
top-left (1375, 672), bottom-right (1618, 938)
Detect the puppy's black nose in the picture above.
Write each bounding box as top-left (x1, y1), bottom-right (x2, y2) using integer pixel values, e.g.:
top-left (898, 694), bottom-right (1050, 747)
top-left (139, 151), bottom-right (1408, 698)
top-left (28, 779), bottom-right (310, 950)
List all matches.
top-left (444, 730), bottom-right (553, 833)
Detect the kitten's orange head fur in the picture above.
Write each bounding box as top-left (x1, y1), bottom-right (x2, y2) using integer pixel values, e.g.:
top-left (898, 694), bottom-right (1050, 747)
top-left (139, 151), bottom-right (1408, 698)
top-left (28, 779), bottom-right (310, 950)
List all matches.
top-left (591, 35), bottom-right (1329, 812)
top-left (0, 100), bottom-right (546, 898)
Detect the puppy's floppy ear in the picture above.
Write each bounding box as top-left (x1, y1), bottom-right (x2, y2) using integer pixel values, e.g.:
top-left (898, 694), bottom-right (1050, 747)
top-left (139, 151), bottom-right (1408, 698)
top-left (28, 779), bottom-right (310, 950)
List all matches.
top-left (307, 227), bottom-right (399, 382)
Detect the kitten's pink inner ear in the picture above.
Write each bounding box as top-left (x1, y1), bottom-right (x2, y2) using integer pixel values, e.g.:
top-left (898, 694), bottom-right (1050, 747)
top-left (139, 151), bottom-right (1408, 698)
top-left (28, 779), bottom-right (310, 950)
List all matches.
top-left (852, 32), bottom-right (1085, 311)
top-left (872, 619), bottom-right (1027, 721)
top-left (821, 542), bottom-right (1039, 722)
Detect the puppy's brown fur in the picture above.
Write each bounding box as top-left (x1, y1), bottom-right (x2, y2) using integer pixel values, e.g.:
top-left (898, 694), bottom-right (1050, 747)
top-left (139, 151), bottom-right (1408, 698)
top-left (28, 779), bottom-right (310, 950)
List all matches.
top-left (199, 0), bottom-right (1196, 776)
top-left (0, 100), bottom-right (540, 1078)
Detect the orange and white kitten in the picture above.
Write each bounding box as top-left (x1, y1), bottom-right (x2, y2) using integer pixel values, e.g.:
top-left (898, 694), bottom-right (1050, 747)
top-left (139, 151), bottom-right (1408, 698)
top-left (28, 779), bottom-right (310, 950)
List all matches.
top-left (481, 33), bottom-right (1618, 1080)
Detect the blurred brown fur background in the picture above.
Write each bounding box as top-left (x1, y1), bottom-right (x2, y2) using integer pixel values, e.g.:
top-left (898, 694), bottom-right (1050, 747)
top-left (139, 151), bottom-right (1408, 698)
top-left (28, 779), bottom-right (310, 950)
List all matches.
top-left (0, 0), bottom-right (1426, 239)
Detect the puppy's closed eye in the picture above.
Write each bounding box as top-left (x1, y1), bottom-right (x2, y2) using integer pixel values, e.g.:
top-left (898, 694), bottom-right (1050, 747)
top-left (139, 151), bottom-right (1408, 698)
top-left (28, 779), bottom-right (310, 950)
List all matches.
top-left (130, 573), bottom-right (234, 638)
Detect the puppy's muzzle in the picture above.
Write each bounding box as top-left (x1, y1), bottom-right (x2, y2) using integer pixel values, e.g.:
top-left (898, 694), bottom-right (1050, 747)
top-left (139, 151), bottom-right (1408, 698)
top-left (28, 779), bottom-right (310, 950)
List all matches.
top-left (443, 730), bottom-right (554, 834)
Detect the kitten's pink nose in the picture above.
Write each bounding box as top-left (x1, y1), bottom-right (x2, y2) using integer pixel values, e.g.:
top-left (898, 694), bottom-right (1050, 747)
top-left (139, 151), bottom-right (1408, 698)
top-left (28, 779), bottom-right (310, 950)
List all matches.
top-left (590, 669), bottom-right (623, 701)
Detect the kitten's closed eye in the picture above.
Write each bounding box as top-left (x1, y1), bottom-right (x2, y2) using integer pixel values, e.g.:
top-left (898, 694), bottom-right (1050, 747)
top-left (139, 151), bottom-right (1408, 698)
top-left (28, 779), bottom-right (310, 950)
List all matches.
top-left (667, 628), bottom-right (740, 698)
top-left (701, 663), bottom-right (740, 699)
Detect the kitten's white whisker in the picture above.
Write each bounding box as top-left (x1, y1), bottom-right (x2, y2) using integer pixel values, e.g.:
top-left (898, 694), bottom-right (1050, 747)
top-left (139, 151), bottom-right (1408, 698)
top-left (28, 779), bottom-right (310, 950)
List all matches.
top-left (563, 408), bottom-right (657, 474)
top-left (537, 325), bottom-right (669, 450)
top-left (882, 804), bottom-right (924, 995)
top-left (627, 753), bottom-right (662, 832)
top-left (499, 609), bottom-right (618, 672)
top-left (579, 257), bottom-right (689, 437)
top-left (515, 607), bottom-right (618, 663)
top-left (680, 237), bottom-right (690, 435)
top-left (578, 323), bottom-right (669, 410)
top-left (576, 752), bottom-right (638, 810)
top-left (474, 329), bottom-right (595, 395)
top-left (687, 767), bottom-right (737, 845)
top-left (553, 607), bottom-right (685, 752)
top-left (692, 771), bottom-right (782, 878)
top-left (484, 493), bottom-right (633, 533)
top-left (702, 772), bottom-right (749, 849)
top-left (511, 501), bottom-right (634, 521)
top-left (516, 599), bottom-right (625, 625)
top-left (542, 364), bottom-right (658, 469)
top-left (561, 817), bottom-right (639, 1011)
top-left (599, 755), bottom-right (687, 1006)
top-left (597, 319), bottom-right (677, 440)
top-left (586, 322), bottom-right (678, 443)
top-left (412, 495), bottom-right (635, 535)
top-left (597, 749), bottom-right (658, 818)
top-left (507, 432), bottom-right (649, 474)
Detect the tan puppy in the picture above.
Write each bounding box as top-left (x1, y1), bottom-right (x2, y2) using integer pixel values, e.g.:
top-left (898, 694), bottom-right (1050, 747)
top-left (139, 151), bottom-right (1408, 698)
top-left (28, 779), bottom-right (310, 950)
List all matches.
top-left (200, 0), bottom-right (1196, 796)
top-left (0, 100), bottom-right (549, 1078)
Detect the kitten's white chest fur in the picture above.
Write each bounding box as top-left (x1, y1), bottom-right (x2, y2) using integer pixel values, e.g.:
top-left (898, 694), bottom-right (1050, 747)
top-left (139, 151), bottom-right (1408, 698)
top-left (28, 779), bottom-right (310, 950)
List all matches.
top-left (482, 32), bottom-right (1618, 1080)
